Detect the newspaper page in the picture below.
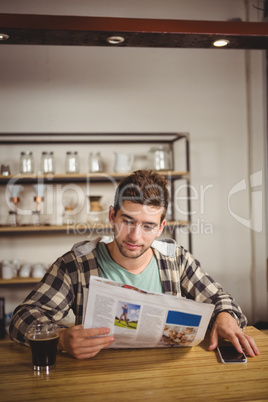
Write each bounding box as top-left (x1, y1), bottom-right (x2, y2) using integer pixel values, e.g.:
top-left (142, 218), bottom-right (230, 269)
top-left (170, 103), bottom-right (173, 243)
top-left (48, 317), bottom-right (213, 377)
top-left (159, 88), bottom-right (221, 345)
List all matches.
top-left (83, 276), bottom-right (215, 349)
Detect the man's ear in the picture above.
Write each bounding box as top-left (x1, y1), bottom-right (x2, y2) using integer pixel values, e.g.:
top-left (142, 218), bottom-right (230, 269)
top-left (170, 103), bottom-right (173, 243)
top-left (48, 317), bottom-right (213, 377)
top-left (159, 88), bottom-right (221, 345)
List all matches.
top-left (156, 219), bottom-right (166, 238)
top-left (109, 205), bottom-right (115, 225)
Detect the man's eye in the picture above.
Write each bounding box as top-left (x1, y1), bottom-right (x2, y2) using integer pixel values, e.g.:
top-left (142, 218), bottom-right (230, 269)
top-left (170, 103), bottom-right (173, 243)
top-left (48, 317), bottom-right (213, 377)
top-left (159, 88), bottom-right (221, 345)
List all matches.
top-left (123, 219), bottom-right (134, 225)
top-left (143, 225), bottom-right (154, 231)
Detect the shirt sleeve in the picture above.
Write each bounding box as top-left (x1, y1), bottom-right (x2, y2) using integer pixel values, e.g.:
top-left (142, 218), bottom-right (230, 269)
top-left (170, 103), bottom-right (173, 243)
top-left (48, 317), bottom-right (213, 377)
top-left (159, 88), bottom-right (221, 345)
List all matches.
top-left (9, 254), bottom-right (76, 346)
top-left (178, 247), bottom-right (247, 329)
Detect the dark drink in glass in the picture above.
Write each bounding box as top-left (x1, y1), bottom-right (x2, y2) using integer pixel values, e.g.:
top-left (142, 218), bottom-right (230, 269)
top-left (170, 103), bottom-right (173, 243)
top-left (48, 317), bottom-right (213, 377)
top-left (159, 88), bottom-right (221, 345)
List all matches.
top-left (26, 323), bottom-right (60, 373)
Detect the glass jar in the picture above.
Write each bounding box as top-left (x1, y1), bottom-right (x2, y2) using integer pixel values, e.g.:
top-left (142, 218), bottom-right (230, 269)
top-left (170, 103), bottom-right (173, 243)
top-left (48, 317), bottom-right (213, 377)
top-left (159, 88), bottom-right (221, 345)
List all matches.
top-left (62, 206), bottom-right (75, 225)
top-left (65, 152), bottom-right (79, 174)
top-left (41, 152), bottom-right (55, 174)
top-left (148, 146), bottom-right (172, 171)
top-left (20, 151), bottom-right (34, 174)
top-left (31, 210), bottom-right (40, 226)
top-left (9, 211), bottom-right (18, 226)
top-left (1, 164), bottom-right (10, 176)
top-left (88, 152), bottom-right (103, 173)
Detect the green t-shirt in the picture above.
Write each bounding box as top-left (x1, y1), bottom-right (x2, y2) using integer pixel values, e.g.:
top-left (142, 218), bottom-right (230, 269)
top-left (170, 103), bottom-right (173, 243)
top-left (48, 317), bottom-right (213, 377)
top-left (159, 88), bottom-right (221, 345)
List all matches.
top-left (96, 242), bottom-right (163, 294)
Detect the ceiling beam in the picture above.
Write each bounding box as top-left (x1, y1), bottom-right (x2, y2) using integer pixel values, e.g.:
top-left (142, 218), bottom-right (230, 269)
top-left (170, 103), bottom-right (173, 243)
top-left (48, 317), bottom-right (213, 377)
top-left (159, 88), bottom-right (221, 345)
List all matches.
top-left (0, 13), bottom-right (268, 49)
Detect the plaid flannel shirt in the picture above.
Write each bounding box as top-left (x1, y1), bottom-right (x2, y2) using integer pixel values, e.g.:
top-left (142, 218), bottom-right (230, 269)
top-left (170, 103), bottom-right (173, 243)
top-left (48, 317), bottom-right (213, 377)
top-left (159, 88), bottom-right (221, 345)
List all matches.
top-left (9, 237), bottom-right (247, 345)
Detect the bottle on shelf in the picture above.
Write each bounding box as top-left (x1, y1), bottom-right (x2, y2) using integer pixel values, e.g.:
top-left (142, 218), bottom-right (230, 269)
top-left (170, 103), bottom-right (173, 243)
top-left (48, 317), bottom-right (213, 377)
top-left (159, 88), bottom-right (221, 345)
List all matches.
top-left (88, 152), bottom-right (103, 173)
top-left (20, 151), bottom-right (34, 174)
top-left (41, 151), bottom-right (55, 174)
top-left (65, 151), bottom-right (80, 174)
top-left (8, 210), bottom-right (18, 226)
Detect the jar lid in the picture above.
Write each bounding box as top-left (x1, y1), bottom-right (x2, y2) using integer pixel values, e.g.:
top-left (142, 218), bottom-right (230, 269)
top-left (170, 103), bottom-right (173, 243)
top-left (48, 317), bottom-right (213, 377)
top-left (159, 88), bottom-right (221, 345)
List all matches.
top-left (66, 151), bottom-right (78, 155)
top-left (42, 151), bottom-right (54, 155)
top-left (20, 151), bottom-right (33, 155)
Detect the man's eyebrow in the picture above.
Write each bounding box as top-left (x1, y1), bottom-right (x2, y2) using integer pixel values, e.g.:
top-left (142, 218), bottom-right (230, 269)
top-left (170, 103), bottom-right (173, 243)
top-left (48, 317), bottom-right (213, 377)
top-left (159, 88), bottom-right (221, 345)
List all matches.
top-left (120, 214), bottom-right (158, 227)
top-left (143, 222), bottom-right (159, 227)
top-left (121, 213), bottom-right (136, 222)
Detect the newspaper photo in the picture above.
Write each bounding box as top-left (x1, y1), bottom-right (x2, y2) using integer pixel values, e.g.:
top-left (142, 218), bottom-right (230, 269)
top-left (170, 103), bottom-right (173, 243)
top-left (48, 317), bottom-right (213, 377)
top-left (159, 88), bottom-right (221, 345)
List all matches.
top-left (83, 276), bottom-right (215, 349)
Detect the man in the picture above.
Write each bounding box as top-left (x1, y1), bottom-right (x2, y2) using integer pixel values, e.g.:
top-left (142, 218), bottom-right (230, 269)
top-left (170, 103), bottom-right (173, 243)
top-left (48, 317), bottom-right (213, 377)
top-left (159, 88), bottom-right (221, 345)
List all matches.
top-left (118, 304), bottom-right (129, 326)
top-left (9, 170), bottom-right (259, 359)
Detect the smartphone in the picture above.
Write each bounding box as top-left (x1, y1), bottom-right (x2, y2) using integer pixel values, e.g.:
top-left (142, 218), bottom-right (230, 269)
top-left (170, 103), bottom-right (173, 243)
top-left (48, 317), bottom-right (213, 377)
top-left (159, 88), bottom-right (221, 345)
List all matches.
top-left (217, 345), bottom-right (247, 364)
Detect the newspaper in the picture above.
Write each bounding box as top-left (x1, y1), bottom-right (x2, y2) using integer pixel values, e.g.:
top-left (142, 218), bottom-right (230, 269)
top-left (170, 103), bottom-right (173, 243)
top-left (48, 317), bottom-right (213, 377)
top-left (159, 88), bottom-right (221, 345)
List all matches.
top-left (83, 276), bottom-right (215, 349)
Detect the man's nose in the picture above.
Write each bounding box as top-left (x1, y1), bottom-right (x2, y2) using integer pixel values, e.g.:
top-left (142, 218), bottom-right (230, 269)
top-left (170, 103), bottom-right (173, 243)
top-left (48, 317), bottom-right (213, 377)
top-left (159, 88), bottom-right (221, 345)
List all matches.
top-left (128, 224), bottom-right (141, 240)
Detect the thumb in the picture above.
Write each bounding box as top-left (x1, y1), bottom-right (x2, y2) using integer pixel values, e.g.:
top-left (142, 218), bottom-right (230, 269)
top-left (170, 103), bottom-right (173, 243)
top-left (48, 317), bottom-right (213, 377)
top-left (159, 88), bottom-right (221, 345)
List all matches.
top-left (208, 329), bottom-right (219, 351)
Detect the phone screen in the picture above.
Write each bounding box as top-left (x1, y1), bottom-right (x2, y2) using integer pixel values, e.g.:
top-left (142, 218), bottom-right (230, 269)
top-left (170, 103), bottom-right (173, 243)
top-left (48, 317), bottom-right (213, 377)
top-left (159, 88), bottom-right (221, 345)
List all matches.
top-left (217, 345), bottom-right (247, 364)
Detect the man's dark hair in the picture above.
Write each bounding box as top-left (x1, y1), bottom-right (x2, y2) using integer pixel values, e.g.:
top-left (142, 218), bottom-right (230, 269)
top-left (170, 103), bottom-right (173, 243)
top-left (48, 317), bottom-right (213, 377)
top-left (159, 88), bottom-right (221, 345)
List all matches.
top-left (113, 169), bottom-right (169, 222)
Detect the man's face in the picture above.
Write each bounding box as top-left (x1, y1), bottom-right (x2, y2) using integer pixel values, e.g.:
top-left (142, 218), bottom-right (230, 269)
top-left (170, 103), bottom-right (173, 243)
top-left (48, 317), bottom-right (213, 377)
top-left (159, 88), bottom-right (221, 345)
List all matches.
top-left (109, 201), bottom-right (166, 259)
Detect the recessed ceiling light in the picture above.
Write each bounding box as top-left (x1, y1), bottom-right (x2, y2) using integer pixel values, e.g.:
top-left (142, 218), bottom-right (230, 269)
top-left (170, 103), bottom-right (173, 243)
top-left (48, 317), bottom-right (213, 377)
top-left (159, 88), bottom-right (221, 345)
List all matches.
top-left (106, 36), bottom-right (125, 45)
top-left (0, 33), bottom-right (9, 41)
top-left (213, 39), bottom-right (230, 47)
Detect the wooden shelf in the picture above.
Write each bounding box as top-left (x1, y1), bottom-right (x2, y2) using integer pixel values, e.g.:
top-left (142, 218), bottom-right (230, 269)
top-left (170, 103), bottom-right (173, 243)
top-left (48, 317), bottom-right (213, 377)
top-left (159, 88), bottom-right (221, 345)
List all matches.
top-left (0, 171), bottom-right (189, 184)
top-left (0, 223), bottom-right (112, 235)
top-left (0, 221), bottom-right (189, 235)
top-left (0, 277), bottom-right (41, 285)
top-left (0, 223), bottom-right (112, 232)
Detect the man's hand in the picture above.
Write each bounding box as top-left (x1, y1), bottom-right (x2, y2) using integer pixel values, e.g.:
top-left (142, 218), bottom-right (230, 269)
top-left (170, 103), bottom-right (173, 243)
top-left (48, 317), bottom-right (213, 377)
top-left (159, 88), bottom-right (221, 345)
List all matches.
top-left (58, 325), bottom-right (115, 359)
top-left (208, 312), bottom-right (260, 357)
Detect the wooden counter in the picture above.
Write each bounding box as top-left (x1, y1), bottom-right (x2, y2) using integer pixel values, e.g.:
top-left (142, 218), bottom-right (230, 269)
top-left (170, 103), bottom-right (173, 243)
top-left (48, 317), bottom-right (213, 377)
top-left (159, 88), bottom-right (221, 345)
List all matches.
top-left (0, 327), bottom-right (267, 401)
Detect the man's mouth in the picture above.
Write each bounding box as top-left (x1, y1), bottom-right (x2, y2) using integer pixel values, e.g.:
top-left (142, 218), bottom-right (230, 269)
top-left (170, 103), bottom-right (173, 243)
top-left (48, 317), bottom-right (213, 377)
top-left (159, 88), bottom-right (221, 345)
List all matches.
top-left (124, 242), bottom-right (141, 250)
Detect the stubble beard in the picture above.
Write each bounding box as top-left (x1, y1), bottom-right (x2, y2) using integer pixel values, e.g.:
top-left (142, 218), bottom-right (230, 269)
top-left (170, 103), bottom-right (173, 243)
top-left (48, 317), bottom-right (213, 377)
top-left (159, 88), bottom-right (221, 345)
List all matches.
top-left (114, 236), bottom-right (151, 259)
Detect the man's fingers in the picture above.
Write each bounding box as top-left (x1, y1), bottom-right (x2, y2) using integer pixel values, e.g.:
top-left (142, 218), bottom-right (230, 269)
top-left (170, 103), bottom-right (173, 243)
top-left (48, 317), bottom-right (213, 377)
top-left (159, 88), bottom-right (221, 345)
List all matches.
top-left (75, 350), bottom-right (101, 360)
top-left (227, 335), bottom-right (244, 354)
top-left (59, 325), bottom-right (115, 359)
top-left (79, 334), bottom-right (115, 349)
top-left (228, 332), bottom-right (260, 356)
top-left (210, 329), bottom-right (260, 357)
top-left (208, 328), bottom-right (219, 351)
top-left (71, 326), bottom-right (111, 338)
top-left (237, 334), bottom-right (260, 357)
top-left (72, 337), bottom-right (115, 359)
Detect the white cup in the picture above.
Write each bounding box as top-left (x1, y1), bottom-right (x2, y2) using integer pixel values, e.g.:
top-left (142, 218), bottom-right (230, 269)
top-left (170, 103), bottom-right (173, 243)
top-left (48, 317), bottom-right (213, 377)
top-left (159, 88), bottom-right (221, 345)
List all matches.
top-left (19, 263), bottom-right (32, 278)
top-left (1, 263), bottom-right (16, 279)
top-left (32, 263), bottom-right (46, 278)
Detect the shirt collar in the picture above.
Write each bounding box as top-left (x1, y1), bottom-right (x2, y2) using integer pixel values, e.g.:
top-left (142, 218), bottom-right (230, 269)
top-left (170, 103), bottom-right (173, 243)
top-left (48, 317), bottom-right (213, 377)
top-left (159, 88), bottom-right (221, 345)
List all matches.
top-left (72, 236), bottom-right (176, 258)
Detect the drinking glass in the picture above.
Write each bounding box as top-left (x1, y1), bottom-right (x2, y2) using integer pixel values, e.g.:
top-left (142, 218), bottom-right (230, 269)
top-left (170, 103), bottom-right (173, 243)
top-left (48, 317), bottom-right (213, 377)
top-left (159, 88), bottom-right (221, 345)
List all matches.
top-left (26, 322), bottom-right (60, 373)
